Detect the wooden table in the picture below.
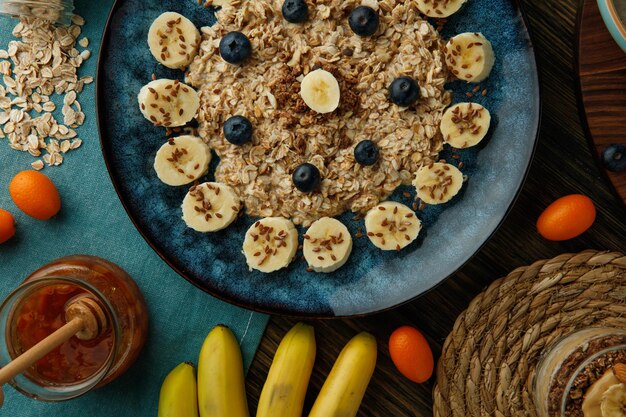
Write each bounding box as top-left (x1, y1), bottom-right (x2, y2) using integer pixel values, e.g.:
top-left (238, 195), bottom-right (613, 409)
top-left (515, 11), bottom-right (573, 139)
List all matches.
top-left (245, 1), bottom-right (626, 416)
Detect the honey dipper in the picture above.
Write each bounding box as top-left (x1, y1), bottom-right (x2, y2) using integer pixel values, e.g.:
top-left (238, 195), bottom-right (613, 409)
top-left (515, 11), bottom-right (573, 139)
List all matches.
top-left (0, 294), bottom-right (108, 407)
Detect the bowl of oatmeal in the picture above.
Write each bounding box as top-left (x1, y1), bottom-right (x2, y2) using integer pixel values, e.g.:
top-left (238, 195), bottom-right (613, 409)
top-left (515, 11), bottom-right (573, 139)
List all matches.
top-left (97, 0), bottom-right (540, 316)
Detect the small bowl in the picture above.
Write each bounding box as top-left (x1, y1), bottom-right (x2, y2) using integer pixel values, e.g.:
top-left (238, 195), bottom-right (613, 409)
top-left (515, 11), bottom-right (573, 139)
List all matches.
top-left (598, 0), bottom-right (626, 53)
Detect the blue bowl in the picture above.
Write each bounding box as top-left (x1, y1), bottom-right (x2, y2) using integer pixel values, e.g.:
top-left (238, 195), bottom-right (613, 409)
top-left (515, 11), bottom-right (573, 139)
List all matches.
top-left (598, 0), bottom-right (626, 53)
top-left (97, 0), bottom-right (540, 317)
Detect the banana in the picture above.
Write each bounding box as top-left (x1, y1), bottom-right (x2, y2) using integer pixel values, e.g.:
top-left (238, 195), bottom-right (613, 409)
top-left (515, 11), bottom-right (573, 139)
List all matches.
top-left (440, 103), bottom-right (491, 149)
top-left (416, 0), bottom-right (468, 17)
top-left (154, 135), bottom-right (212, 186)
top-left (182, 182), bottom-right (241, 232)
top-left (209, 0), bottom-right (233, 7)
top-left (364, 202), bottom-right (422, 251)
top-left (308, 332), bottom-right (377, 417)
top-left (303, 217), bottom-right (353, 273)
top-left (601, 383), bottom-right (626, 417)
top-left (158, 362), bottom-right (199, 417)
top-left (148, 12), bottom-right (201, 69)
top-left (445, 32), bottom-right (495, 83)
top-left (198, 325), bottom-right (250, 417)
top-left (242, 217), bottom-right (299, 273)
top-left (138, 79), bottom-right (199, 127)
top-left (300, 69), bottom-right (341, 114)
top-left (412, 162), bottom-right (464, 205)
top-left (583, 369), bottom-right (621, 417)
top-left (257, 323), bottom-right (316, 417)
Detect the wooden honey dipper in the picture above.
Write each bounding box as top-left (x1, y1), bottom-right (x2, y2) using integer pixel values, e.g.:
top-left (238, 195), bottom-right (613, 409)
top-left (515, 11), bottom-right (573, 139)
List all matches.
top-left (0, 294), bottom-right (108, 407)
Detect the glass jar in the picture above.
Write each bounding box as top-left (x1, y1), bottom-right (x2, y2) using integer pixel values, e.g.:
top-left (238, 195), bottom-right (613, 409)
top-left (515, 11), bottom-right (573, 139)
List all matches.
top-left (0, 0), bottom-right (74, 26)
top-left (534, 327), bottom-right (626, 417)
top-left (0, 255), bottom-right (149, 402)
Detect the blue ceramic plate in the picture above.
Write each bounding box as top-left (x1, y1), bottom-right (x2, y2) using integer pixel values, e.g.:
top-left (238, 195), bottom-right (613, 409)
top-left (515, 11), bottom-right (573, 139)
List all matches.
top-left (97, 0), bottom-right (540, 317)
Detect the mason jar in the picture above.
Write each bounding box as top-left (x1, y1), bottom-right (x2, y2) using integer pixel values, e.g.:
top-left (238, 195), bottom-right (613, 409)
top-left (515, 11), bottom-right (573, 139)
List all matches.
top-left (0, 0), bottom-right (74, 25)
top-left (0, 255), bottom-right (149, 402)
top-left (534, 327), bottom-right (626, 417)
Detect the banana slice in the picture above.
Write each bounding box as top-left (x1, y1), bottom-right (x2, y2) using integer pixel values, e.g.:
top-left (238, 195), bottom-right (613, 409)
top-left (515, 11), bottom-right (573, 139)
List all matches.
top-left (138, 79), bottom-right (199, 127)
top-left (242, 217), bottom-right (299, 273)
top-left (416, 0), bottom-right (468, 17)
top-left (303, 217), bottom-right (353, 273)
top-left (181, 182), bottom-right (241, 232)
top-left (583, 370), bottom-right (621, 417)
top-left (601, 383), bottom-right (626, 417)
top-left (300, 69), bottom-right (341, 114)
top-left (154, 135), bottom-right (211, 186)
top-left (445, 33), bottom-right (495, 83)
top-left (364, 202), bottom-right (422, 251)
top-left (204, 0), bottom-right (233, 7)
top-left (148, 12), bottom-right (201, 69)
top-left (441, 103), bottom-right (491, 149)
top-left (413, 162), bottom-right (463, 205)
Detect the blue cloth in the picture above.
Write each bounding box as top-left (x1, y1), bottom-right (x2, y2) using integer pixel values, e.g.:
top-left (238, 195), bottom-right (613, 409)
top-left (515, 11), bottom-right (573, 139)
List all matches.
top-left (0, 1), bottom-right (268, 415)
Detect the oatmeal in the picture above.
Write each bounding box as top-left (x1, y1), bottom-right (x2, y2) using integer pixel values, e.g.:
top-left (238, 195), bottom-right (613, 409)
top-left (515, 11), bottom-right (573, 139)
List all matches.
top-left (187, 0), bottom-right (451, 226)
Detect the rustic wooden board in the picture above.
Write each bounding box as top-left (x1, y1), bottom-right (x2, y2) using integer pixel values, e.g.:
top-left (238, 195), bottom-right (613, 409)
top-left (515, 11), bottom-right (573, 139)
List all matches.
top-left (578, 0), bottom-right (626, 206)
top-left (245, 1), bottom-right (626, 416)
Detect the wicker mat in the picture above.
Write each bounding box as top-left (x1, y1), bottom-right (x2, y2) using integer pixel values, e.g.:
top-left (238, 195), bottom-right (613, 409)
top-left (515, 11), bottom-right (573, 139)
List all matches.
top-left (433, 250), bottom-right (626, 417)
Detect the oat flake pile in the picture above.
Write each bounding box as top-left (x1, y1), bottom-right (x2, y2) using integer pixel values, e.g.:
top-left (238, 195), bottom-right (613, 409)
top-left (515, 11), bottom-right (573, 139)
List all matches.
top-left (0, 15), bottom-right (92, 170)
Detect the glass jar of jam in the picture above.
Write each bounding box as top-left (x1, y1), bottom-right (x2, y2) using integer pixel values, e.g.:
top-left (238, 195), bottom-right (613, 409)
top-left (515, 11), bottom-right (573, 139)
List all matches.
top-left (534, 327), bottom-right (626, 417)
top-left (0, 255), bottom-right (148, 401)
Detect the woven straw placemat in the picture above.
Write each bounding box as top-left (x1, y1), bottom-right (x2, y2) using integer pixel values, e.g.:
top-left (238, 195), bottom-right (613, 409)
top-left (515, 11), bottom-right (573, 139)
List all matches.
top-left (433, 250), bottom-right (626, 417)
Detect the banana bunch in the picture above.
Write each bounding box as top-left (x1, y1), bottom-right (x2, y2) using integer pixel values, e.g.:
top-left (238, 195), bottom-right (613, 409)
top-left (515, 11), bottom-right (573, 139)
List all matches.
top-left (158, 325), bottom-right (377, 417)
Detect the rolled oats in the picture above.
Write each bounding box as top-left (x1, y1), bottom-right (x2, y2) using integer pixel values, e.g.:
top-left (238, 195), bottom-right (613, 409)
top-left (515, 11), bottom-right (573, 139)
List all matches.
top-left (188, 0), bottom-right (451, 226)
top-left (0, 16), bottom-right (91, 169)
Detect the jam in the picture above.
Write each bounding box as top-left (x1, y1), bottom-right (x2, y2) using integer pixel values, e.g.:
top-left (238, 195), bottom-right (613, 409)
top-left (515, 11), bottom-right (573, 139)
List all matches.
top-left (13, 283), bottom-right (114, 384)
top-left (0, 255), bottom-right (148, 401)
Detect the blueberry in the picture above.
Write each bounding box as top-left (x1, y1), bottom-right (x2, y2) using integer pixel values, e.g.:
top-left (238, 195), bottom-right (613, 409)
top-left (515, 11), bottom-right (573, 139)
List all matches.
top-left (292, 163), bottom-right (321, 192)
top-left (389, 76), bottom-right (420, 107)
top-left (219, 32), bottom-right (251, 64)
top-left (282, 0), bottom-right (308, 23)
top-left (348, 6), bottom-right (379, 37)
top-left (354, 140), bottom-right (379, 166)
top-left (224, 116), bottom-right (253, 145)
top-left (603, 144), bottom-right (626, 172)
